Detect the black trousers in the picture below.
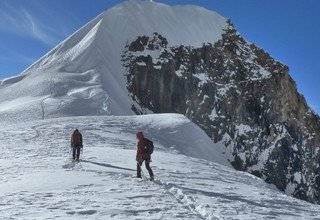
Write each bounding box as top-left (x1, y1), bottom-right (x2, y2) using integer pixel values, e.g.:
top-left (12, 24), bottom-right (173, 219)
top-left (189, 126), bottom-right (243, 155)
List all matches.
top-left (72, 147), bottom-right (81, 160)
top-left (137, 160), bottom-right (154, 178)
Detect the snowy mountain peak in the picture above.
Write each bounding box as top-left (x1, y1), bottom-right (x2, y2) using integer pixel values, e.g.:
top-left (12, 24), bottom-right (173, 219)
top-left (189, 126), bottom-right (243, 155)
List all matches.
top-left (23, 0), bottom-right (228, 72)
top-left (0, 0), bottom-right (229, 121)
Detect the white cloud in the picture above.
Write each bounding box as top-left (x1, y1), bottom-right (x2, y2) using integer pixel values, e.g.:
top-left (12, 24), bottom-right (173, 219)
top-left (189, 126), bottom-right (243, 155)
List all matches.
top-left (0, 2), bottom-right (66, 46)
top-left (21, 9), bottom-right (58, 46)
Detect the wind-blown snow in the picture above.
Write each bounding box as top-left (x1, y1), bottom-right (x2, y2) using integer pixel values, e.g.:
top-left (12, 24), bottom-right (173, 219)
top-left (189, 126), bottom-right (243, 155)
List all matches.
top-left (0, 114), bottom-right (319, 219)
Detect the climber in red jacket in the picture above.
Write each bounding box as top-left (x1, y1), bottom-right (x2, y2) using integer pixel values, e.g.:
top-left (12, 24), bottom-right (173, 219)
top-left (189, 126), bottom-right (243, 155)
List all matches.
top-left (136, 131), bottom-right (154, 181)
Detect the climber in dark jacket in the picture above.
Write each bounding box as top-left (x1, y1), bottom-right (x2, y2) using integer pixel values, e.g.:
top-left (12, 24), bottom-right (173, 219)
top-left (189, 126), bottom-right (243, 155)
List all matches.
top-left (71, 129), bottom-right (83, 161)
top-left (136, 131), bottom-right (154, 180)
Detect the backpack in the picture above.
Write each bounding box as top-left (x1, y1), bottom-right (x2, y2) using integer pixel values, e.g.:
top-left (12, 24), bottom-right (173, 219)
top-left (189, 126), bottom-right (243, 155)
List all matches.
top-left (145, 138), bottom-right (154, 155)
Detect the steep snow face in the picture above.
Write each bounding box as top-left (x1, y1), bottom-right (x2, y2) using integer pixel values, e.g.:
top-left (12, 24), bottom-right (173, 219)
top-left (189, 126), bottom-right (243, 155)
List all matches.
top-left (1, 114), bottom-right (320, 219)
top-left (0, 0), bottom-right (228, 122)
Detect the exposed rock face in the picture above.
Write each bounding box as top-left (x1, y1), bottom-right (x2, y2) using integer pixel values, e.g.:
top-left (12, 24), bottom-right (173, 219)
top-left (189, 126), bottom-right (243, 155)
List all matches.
top-left (122, 21), bottom-right (320, 204)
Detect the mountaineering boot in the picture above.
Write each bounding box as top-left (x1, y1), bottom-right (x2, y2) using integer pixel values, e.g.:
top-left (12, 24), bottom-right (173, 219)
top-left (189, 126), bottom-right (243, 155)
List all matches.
top-left (149, 176), bottom-right (154, 181)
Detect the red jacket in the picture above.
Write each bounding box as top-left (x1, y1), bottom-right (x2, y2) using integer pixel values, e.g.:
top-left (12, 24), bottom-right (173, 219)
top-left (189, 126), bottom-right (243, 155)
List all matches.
top-left (136, 138), bottom-right (151, 160)
top-left (71, 130), bottom-right (83, 148)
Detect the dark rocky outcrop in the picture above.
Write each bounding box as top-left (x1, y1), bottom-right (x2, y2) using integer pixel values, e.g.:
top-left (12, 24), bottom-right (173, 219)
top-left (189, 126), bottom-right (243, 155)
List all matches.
top-left (121, 22), bottom-right (320, 204)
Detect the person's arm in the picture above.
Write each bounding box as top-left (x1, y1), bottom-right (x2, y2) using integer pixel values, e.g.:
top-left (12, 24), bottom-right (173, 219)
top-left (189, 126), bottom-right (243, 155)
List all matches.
top-left (136, 140), bottom-right (143, 161)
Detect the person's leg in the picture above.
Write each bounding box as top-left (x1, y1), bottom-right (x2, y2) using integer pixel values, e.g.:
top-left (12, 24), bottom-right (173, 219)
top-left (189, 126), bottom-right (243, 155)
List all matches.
top-left (145, 160), bottom-right (154, 179)
top-left (137, 161), bottom-right (142, 178)
top-left (72, 147), bottom-right (76, 160)
top-left (76, 147), bottom-right (80, 161)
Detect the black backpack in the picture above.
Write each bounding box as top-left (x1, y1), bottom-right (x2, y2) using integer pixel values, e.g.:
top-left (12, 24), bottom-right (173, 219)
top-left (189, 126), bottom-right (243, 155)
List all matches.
top-left (145, 138), bottom-right (154, 155)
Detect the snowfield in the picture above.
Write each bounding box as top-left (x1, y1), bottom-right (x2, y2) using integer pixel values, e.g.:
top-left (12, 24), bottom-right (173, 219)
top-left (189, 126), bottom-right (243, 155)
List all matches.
top-left (0, 114), bottom-right (320, 220)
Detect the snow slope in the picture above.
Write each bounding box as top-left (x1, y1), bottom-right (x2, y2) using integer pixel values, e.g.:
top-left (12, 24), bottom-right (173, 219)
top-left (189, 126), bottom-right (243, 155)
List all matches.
top-left (0, 0), bottom-right (228, 122)
top-left (0, 114), bottom-right (319, 220)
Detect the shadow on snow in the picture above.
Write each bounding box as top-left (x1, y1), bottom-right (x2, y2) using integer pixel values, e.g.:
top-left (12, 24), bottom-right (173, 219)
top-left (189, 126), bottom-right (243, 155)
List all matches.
top-left (81, 159), bottom-right (135, 172)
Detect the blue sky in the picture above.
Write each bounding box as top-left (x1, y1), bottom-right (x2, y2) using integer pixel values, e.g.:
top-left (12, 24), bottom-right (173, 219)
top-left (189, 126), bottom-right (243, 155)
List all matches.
top-left (0, 0), bottom-right (319, 114)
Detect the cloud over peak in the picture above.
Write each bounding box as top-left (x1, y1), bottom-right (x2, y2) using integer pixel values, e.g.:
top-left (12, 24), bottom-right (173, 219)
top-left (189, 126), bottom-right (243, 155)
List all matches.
top-left (0, 1), bottom-right (68, 46)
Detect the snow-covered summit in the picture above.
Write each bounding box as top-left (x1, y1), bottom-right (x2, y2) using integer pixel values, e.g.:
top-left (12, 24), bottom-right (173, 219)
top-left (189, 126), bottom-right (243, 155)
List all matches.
top-left (0, 0), bottom-right (228, 122)
top-left (105, 0), bottom-right (227, 47)
top-left (26, 0), bottom-right (227, 74)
